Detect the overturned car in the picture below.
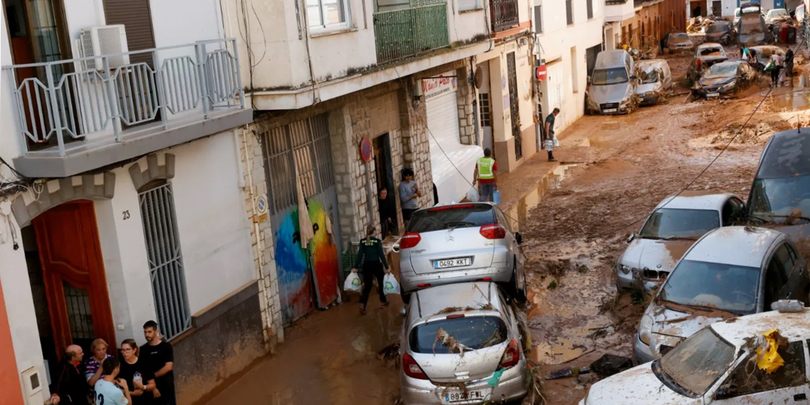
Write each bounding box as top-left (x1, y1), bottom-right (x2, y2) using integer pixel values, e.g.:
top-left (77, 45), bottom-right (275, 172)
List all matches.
top-left (692, 60), bottom-right (757, 99)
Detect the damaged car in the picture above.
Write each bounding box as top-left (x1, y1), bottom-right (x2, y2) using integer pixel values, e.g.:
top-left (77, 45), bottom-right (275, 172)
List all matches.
top-left (687, 43), bottom-right (728, 84)
top-left (634, 59), bottom-right (672, 106)
top-left (663, 32), bottom-right (695, 53)
top-left (399, 282), bottom-right (530, 405)
top-left (585, 49), bottom-right (639, 115)
top-left (582, 303), bottom-right (810, 405)
top-left (737, 2), bottom-right (772, 45)
top-left (748, 45), bottom-right (786, 72)
top-left (692, 60), bottom-right (757, 99)
top-left (616, 193), bottom-right (745, 293)
top-left (705, 21), bottom-right (735, 45)
top-left (634, 226), bottom-right (809, 364)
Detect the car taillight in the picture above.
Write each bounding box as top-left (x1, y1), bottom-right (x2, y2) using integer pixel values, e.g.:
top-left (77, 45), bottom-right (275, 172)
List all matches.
top-left (499, 339), bottom-right (520, 369)
top-left (480, 224), bottom-right (506, 239)
top-left (402, 353), bottom-right (428, 379)
top-left (400, 233), bottom-right (421, 249)
top-left (429, 204), bottom-right (475, 212)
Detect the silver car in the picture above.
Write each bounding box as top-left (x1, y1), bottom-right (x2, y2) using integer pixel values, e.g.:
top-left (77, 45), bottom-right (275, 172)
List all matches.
top-left (617, 193), bottom-right (745, 292)
top-left (395, 203), bottom-right (527, 303)
top-left (635, 59), bottom-right (673, 106)
top-left (634, 226), bottom-right (810, 364)
top-left (585, 50), bottom-right (638, 115)
top-left (399, 282), bottom-right (530, 405)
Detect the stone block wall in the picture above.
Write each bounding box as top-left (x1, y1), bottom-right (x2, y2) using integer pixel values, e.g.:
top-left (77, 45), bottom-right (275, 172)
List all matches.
top-left (457, 65), bottom-right (479, 146)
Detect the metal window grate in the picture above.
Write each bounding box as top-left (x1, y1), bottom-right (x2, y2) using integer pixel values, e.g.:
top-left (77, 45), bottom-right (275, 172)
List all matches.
top-left (478, 93), bottom-right (491, 127)
top-left (139, 183), bottom-right (191, 340)
top-left (63, 282), bottom-right (95, 340)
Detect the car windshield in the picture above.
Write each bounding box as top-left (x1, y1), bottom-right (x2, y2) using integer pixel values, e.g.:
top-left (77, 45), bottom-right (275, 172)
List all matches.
top-left (639, 209), bottom-right (720, 239)
top-left (657, 328), bottom-right (736, 396)
top-left (749, 176), bottom-right (810, 223)
top-left (700, 47), bottom-right (725, 57)
top-left (407, 205), bottom-right (495, 233)
top-left (707, 24), bottom-right (729, 33)
top-left (769, 9), bottom-right (788, 18)
top-left (706, 64), bottom-right (737, 78)
top-left (674, 33), bottom-right (689, 38)
top-left (660, 260), bottom-right (760, 314)
top-left (639, 68), bottom-right (660, 84)
top-left (409, 316), bottom-right (507, 353)
top-left (592, 68), bottom-right (628, 85)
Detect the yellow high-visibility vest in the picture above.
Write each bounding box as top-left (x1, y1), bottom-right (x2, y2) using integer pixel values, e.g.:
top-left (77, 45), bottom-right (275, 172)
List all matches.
top-left (477, 157), bottom-right (495, 179)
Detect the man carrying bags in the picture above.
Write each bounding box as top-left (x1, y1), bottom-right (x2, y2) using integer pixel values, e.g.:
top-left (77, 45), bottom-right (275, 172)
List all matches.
top-left (473, 148), bottom-right (498, 202)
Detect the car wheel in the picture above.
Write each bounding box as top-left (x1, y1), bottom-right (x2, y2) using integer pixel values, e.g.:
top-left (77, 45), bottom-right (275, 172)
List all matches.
top-left (401, 291), bottom-right (411, 304)
top-left (511, 259), bottom-right (527, 303)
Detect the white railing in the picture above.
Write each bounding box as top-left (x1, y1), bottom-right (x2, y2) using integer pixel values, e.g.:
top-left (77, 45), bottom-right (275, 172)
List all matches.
top-left (2, 39), bottom-right (245, 156)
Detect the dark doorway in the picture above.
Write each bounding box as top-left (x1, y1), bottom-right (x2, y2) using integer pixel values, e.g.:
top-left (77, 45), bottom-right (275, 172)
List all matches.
top-left (585, 44), bottom-right (601, 76)
top-left (373, 134), bottom-right (398, 237)
top-left (712, 1), bottom-right (721, 16)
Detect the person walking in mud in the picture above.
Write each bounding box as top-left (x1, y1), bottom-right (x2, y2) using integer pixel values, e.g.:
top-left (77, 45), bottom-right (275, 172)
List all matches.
top-left (472, 148), bottom-right (498, 202)
top-left (352, 225), bottom-right (390, 315)
top-left (770, 52), bottom-right (784, 87)
top-left (544, 108), bottom-right (560, 162)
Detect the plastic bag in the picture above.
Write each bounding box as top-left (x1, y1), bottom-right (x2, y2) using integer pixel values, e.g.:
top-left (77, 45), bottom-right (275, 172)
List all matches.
top-left (756, 329), bottom-right (786, 374)
top-left (383, 273), bottom-right (400, 295)
top-left (344, 272), bottom-right (362, 293)
top-left (492, 190), bottom-right (502, 205)
top-left (552, 136), bottom-right (560, 148)
top-left (466, 187), bottom-right (480, 202)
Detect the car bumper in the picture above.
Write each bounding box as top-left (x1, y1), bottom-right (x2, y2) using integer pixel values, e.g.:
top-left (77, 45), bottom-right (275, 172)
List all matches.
top-left (693, 88), bottom-right (734, 98)
top-left (633, 333), bottom-right (658, 365)
top-left (400, 264), bottom-right (513, 294)
top-left (400, 361), bottom-right (529, 405)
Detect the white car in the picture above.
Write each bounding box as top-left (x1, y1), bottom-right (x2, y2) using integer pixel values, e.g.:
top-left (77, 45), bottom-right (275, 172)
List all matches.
top-left (581, 303), bottom-right (810, 405)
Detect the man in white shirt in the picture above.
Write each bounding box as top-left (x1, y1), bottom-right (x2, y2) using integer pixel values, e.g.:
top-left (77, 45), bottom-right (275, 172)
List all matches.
top-left (94, 357), bottom-right (131, 405)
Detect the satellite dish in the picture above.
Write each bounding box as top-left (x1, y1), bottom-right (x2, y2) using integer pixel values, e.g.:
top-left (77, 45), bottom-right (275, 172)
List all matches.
top-left (474, 66), bottom-right (484, 89)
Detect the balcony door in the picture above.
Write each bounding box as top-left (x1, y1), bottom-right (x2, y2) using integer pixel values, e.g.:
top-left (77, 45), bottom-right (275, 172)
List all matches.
top-left (102, 0), bottom-right (156, 66)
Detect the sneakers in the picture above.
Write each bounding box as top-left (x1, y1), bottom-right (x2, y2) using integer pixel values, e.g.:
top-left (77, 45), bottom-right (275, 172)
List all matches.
top-left (360, 304), bottom-right (367, 315)
top-left (381, 301), bottom-right (390, 308)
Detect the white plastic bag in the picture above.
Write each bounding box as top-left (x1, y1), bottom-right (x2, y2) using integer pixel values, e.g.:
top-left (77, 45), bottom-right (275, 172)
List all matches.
top-left (466, 187), bottom-right (480, 202)
top-left (344, 272), bottom-right (362, 293)
top-left (552, 136), bottom-right (560, 148)
top-left (383, 273), bottom-right (400, 295)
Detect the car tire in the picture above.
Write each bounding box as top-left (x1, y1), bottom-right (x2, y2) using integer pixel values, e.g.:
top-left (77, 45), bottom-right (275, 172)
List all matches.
top-left (510, 259), bottom-right (527, 303)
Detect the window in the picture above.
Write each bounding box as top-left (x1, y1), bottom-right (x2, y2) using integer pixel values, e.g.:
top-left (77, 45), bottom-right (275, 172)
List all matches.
top-left (565, 0), bottom-right (573, 25)
top-left (306, 0), bottom-right (349, 30)
top-left (722, 199), bottom-right (745, 225)
top-left (409, 316), bottom-right (507, 353)
top-left (717, 341), bottom-right (807, 399)
top-left (774, 244), bottom-right (796, 273)
top-left (533, 4), bottom-right (543, 33)
top-left (764, 252), bottom-right (788, 308)
top-left (586, 0), bottom-right (593, 20)
top-left (658, 328), bottom-right (736, 396)
top-left (570, 47), bottom-right (579, 93)
top-left (458, 0), bottom-right (481, 11)
top-left (478, 93), bottom-right (491, 127)
top-left (139, 182), bottom-right (191, 340)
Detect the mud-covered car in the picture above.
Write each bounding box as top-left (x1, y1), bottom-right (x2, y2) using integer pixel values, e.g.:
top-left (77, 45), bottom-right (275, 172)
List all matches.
top-left (634, 226), bottom-right (809, 364)
top-left (749, 45), bottom-right (786, 71)
top-left (663, 32), bottom-right (695, 53)
top-left (705, 21), bottom-right (735, 45)
top-left (737, 2), bottom-right (772, 45)
top-left (634, 60), bottom-right (672, 106)
top-left (692, 60), bottom-right (757, 99)
top-left (687, 43), bottom-right (728, 84)
top-left (582, 304), bottom-right (810, 405)
top-left (616, 193), bottom-right (745, 292)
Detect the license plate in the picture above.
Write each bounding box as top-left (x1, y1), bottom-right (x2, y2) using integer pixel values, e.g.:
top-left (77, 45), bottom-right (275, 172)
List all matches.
top-left (603, 108), bottom-right (617, 113)
top-left (706, 92), bottom-right (719, 98)
top-left (444, 390), bottom-right (486, 403)
top-left (434, 257), bottom-right (472, 269)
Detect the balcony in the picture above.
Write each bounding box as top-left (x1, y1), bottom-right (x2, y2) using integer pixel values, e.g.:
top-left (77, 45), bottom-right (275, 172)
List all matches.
top-left (490, 0), bottom-right (520, 32)
top-left (373, 3), bottom-right (450, 65)
top-left (2, 39), bottom-right (252, 178)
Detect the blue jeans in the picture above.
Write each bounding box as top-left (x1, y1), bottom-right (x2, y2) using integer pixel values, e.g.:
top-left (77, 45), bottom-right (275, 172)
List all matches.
top-left (479, 183), bottom-right (496, 202)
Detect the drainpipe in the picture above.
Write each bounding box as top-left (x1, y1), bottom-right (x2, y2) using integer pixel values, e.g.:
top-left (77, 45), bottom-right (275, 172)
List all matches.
top-left (470, 57), bottom-right (480, 146)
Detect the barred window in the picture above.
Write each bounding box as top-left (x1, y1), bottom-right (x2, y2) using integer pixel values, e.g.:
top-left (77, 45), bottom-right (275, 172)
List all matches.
top-left (139, 182), bottom-right (191, 340)
top-left (478, 93), bottom-right (491, 127)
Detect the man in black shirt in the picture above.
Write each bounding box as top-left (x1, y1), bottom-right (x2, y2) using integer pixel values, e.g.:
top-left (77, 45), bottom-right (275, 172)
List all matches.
top-left (544, 108), bottom-right (560, 162)
top-left (50, 344), bottom-right (89, 404)
top-left (141, 321), bottom-right (175, 405)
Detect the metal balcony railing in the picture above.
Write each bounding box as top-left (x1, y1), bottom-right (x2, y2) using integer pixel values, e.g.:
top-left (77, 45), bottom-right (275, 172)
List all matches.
top-left (2, 39), bottom-right (244, 156)
top-left (373, 4), bottom-right (450, 65)
top-left (491, 0), bottom-right (520, 32)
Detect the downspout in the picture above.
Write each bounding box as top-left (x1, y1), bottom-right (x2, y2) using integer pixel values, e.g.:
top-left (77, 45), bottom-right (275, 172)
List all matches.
top-left (470, 57), bottom-right (480, 146)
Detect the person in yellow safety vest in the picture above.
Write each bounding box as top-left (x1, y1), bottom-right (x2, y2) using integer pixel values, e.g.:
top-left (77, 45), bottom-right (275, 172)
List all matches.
top-left (472, 148), bottom-right (498, 202)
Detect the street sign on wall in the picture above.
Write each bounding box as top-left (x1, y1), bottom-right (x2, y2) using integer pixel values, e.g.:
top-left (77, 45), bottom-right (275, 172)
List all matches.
top-left (535, 65), bottom-right (547, 81)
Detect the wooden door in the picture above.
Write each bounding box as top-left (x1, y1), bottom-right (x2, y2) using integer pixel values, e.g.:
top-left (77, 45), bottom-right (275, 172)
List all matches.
top-left (33, 201), bottom-right (115, 355)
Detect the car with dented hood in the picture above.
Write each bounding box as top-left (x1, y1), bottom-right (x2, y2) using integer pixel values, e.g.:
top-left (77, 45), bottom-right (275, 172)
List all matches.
top-left (692, 60), bottom-right (757, 99)
top-left (687, 43), bottom-right (729, 84)
top-left (399, 282), bottom-right (530, 405)
top-left (582, 304), bottom-right (810, 405)
top-left (617, 192), bottom-right (745, 293)
top-left (634, 59), bottom-right (672, 106)
top-left (634, 226), bottom-right (809, 364)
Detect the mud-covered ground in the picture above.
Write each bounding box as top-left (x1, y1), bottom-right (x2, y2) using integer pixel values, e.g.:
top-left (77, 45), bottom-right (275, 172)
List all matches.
top-left (516, 51), bottom-right (810, 404)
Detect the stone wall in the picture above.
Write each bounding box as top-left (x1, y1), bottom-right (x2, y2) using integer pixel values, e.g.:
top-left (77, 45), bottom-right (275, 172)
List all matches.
top-left (457, 65), bottom-right (479, 146)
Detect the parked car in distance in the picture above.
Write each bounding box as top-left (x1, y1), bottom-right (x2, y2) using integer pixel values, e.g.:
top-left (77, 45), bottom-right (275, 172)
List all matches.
top-left (582, 304), bottom-right (810, 405)
top-left (688, 43), bottom-right (728, 84)
top-left (635, 59), bottom-right (672, 106)
top-left (634, 226), bottom-right (809, 364)
top-left (692, 60), bottom-right (758, 99)
top-left (616, 193), bottom-right (745, 293)
top-left (737, 2), bottom-right (771, 45)
top-left (747, 127), bottom-right (810, 247)
top-left (664, 32), bottom-right (695, 53)
top-left (585, 50), bottom-right (638, 115)
top-left (748, 45), bottom-right (786, 71)
top-left (395, 203), bottom-right (526, 303)
top-left (705, 21), bottom-right (735, 45)
top-left (400, 282), bottom-right (530, 405)
top-left (765, 8), bottom-right (791, 25)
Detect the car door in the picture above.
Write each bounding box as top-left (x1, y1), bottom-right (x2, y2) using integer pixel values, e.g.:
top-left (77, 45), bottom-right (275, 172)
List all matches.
top-left (709, 341), bottom-right (809, 405)
top-left (762, 249), bottom-right (790, 310)
top-left (772, 243), bottom-right (804, 301)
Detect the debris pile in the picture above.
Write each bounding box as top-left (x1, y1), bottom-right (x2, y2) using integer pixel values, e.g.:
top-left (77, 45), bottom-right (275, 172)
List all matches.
top-left (687, 16), bottom-right (713, 33)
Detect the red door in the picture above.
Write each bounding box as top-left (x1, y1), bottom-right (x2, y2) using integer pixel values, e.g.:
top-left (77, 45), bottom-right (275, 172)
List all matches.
top-left (33, 201), bottom-right (115, 355)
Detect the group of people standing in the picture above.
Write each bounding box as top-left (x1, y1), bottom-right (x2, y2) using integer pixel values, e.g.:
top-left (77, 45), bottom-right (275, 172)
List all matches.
top-left (742, 45), bottom-right (795, 87)
top-left (50, 321), bottom-right (175, 405)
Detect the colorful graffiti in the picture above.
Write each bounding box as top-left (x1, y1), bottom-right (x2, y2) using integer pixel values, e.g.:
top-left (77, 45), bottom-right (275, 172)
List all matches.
top-left (307, 201), bottom-right (340, 307)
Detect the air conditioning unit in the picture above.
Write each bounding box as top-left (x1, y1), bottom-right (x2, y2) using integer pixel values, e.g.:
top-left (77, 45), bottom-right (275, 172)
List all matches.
top-left (76, 25), bottom-right (129, 71)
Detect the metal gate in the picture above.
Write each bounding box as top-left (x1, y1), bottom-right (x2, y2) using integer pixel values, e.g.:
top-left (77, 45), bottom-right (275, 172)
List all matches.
top-left (506, 52), bottom-right (522, 158)
top-left (262, 114), bottom-right (342, 326)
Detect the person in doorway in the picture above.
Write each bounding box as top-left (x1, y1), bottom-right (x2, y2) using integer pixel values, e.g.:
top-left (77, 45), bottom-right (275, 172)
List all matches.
top-left (472, 148), bottom-right (498, 202)
top-left (94, 357), bottom-right (131, 405)
top-left (86, 339), bottom-right (114, 395)
top-left (141, 321), bottom-right (175, 405)
top-left (377, 188), bottom-right (397, 238)
top-left (398, 168), bottom-right (421, 227)
top-left (352, 225), bottom-right (390, 315)
top-left (118, 339), bottom-right (155, 405)
top-left (51, 345), bottom-right (89, 404)
top-left (544, 108), bottom-right (560, 162)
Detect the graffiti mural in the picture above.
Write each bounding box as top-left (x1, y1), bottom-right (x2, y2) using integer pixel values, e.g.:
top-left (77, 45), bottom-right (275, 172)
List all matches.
top-left (307, 200), bottom-right (340, 307)
top-left (274, 210), bottom-right (313, 325)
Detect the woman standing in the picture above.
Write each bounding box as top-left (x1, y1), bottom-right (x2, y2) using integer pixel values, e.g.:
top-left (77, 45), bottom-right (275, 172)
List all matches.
top-left (398, 168), bottom-right (421, 228)
top-left (352, 225), bottom-right (390, 315)
top-left (85, 339), bottom-right (114, 394)
top-left (118, 339), bottom-right (156, 405)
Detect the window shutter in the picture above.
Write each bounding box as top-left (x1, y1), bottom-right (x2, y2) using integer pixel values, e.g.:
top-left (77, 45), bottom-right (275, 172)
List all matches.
top-left (103, 0), bottom-right (156, 66)
top-left (458, 0), bottom-right (479, 11)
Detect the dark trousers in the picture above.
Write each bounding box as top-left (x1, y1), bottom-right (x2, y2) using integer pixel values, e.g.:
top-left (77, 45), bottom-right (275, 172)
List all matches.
top-left (360, 262), bottom-right (387, 306)
top-left (771, 67), bottom-right (781, 85)
top-left (547, 150), bottom-right (555, 160)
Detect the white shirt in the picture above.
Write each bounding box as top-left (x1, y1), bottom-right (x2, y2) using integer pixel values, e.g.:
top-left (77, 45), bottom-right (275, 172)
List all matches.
top-left (94, 379), bottom-right (129, 405)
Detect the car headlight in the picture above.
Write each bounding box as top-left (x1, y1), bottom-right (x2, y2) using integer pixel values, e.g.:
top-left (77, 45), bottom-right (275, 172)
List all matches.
top-left (638, 312), bottom-right (654, 345)
top-left (619, 264), bottom-right (631, 274)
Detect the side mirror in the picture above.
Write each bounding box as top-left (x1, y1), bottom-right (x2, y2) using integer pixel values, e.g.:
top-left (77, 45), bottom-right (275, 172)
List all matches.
top-left (516, 232), bottom-right (523, 245)
top-left (392, 244), bottom-right (401, 253)
top-left (627, 233), bottom-right (636, 243)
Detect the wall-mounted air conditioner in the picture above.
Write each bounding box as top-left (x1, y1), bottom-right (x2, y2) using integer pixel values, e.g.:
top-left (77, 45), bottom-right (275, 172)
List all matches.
top-left (75, 24), bottom-right (130, 71)
top-left (21, 366), bottom-right (43, 405)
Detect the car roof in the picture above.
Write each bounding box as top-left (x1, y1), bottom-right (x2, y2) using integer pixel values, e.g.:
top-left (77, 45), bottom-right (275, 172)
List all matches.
top-left (595, 50), bottom-right (628, 67)
top-left (411, 282), bottom-right (502, 322)
top-left (698, 42), bottom-right (724, 49)
top-left (711, 308), bottom-right (810, 348)
top-left (655, 192), bottom-right (735, 211)
top-left (757, 128), bottom-right (810, 178)
top-left (683, 226), bottom-right (783, 267)
top-left (637, 59), bottom-right (668, 69)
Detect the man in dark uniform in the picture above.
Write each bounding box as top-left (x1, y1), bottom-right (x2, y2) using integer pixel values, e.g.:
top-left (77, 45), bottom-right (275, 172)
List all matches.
top-left (352, 225), bottom-right (390, 314)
